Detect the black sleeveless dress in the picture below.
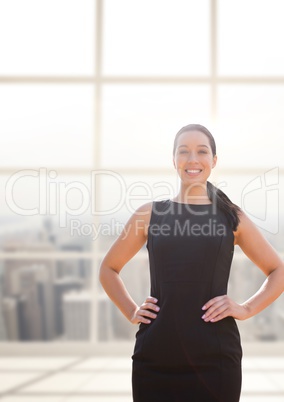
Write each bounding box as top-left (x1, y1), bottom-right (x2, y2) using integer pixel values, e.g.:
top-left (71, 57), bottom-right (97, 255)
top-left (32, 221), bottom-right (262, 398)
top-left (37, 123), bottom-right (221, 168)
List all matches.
top-left (132, 199), bottom-right (242, 402)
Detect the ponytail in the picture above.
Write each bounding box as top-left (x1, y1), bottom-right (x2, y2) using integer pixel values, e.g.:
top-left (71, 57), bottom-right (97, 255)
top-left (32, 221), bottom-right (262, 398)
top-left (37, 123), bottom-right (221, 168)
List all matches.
top-left (207, 181), bottom-right (241, 232)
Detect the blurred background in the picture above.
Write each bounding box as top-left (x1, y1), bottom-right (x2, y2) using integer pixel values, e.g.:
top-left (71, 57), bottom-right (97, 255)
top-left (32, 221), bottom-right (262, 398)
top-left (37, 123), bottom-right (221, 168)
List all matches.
top-left (0, 0), bottom-right (284, 400)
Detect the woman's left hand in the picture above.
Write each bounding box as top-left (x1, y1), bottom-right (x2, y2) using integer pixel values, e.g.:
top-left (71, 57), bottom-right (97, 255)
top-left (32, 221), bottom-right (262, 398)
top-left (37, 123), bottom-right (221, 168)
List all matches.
top-left (201, 295), bottom-right (250, 322)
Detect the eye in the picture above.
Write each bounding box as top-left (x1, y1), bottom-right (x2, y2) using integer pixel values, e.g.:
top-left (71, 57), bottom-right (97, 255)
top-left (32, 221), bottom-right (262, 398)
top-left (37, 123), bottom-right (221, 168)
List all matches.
top-left (198, 150), bottom-right (207, 154)
top-left (179, 150), bottom-right (188, 154)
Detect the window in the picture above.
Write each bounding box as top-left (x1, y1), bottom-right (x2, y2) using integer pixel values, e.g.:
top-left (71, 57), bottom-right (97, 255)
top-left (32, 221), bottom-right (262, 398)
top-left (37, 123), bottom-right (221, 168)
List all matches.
top-left (0, 0), bottom-right (283, 349)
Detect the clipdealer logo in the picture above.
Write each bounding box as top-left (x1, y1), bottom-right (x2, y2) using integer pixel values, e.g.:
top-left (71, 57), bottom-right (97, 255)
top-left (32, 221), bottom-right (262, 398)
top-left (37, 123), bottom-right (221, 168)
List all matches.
top-left (4, 168), bottom-right (175, 228)
top-left (4, 167), bottom-right (280, 236)
top-left (241, 167), bottom-right (279, 234)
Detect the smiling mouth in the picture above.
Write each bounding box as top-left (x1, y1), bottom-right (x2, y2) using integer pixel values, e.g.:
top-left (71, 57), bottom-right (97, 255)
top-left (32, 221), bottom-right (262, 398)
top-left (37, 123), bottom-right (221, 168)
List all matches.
top-left (185, 169), bottom-right (202, 175)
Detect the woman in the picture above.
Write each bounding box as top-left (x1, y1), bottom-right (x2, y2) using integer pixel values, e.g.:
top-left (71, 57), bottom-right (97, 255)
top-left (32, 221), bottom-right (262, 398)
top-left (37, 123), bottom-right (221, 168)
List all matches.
top-left (99, 124), bottom-right (284, 402)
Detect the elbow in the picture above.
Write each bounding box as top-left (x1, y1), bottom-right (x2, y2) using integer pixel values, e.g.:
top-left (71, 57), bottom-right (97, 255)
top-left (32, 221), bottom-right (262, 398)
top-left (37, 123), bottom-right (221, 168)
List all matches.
top-left (99, 261), bottom-right (118, 285)
top-left (99, 261), bottom-right (107, 285)
top-left (279, 264), bottom-right (284, 291)
top-left (269, 263), bottom-right (284, 291)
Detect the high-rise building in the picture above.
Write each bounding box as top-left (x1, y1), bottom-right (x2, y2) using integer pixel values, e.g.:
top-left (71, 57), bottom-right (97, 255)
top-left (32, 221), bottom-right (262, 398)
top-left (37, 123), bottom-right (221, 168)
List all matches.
top-left (53, 277), bottom-right (84, 336)
top-left (0, 270), bottom-right (8, 340)
top-left (2, 298), bottom-right (19, 340)
top-left (17, 266), bottom-right (43, 340)
top-left (1, 241), bottom-right (57, 341)
top-left (2, 241), bottom-right (56, 297)
top-left (62, 290), bottom-right (91, 340)
top-left (36, 264), bottom-right (55, 340)
top-left (55, 258), bottom-right (91, 281)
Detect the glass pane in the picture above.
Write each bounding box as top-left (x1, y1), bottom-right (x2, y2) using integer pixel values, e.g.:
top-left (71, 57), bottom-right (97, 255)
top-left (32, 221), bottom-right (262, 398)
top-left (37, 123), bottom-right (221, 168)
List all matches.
top-left (97, 171), bottom-right (284, 342)
top-left (103, 0), bottom-right (210, 76)
top-left (218, 0), bottom-right (284, 76)
top-left (97, 173), bottom-right (178, 341)
top-left (214, 172), bottom-right (283, 241)
top-left (230, 255), bottom-right (284, 341)
top-left (0, 174), bottom-right (94, 252)
top-left (219, 172), bottom-right (284, 341)
top-left (0, 85), bottom-right (94, 168)
top-left (0, 0), bottom-right (95, 75)
top-left (216, 85), bottom-right (284, 168)
top-left (97, 170), bottom-right (283, 248)
top-left (101, 84), bottom-right (211, 168)
top-left (98, 251), bottom-right (150, 341)
top-left (96, 172), bottom-right (180, 252)
top-left (0, 259), bottom-right (93, 341)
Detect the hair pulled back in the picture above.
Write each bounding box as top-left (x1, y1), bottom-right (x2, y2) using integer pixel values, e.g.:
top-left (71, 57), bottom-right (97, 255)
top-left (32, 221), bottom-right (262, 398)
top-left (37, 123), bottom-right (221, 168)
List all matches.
top-left (173, 124), bottom-right (241, 231)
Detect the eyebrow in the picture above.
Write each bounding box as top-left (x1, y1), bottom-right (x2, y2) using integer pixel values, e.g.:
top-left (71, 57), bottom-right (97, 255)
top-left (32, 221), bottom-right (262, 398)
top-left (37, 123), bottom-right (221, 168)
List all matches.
top-left (177, 144), bottom-right (209, 149)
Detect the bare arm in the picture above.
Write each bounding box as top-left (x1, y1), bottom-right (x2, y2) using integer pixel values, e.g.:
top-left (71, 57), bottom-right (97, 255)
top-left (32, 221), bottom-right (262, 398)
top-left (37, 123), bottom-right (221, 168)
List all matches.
top-left (202, 209), bottom-right (284, 323)
top-left (99, 202), bottom-right (159, 324)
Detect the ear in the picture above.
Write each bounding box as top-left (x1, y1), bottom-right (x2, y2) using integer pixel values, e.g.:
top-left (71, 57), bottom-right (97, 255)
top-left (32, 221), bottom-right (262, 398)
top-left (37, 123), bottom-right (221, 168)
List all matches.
top-left (212, 155), bottom-right (217, 169)
top-left (173, 157), bottom-right (176, 169)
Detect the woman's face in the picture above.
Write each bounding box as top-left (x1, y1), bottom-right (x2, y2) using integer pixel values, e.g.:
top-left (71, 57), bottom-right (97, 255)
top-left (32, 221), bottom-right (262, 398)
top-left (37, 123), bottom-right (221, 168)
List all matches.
top-left (173, 130), bottom-right (217, 185)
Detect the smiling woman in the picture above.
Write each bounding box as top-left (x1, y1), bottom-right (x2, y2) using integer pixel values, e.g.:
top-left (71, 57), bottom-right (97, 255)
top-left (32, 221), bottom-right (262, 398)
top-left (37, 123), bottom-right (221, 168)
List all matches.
top-left (173, 127), bottom-right (217, 187)
top-left (99, 123), bottom-right (284, 402)
top-left (172, 124), bottom-right (241, 232)
top-left (0, 4), bottom-right (284, 402)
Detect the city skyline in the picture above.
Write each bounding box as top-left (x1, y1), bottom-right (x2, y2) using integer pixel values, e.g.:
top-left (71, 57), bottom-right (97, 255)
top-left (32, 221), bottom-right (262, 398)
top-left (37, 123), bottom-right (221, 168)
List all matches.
top-left (0, 211), bottom-right (283, 343)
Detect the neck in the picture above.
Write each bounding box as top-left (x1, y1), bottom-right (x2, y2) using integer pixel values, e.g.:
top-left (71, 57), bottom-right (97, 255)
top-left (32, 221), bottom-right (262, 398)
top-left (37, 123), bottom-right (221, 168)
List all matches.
top-left (175, 181), bottom-right (211, 204)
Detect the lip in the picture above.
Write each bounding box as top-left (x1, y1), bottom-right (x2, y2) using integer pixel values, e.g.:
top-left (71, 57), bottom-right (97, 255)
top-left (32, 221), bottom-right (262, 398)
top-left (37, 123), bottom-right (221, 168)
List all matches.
top-left (184, 169), bottom-right (203, 177)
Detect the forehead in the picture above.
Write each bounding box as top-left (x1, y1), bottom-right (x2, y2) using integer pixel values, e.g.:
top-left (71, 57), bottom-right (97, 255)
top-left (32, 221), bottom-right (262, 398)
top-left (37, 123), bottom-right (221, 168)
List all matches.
top-left (176, 130), bottom-right (210, 145)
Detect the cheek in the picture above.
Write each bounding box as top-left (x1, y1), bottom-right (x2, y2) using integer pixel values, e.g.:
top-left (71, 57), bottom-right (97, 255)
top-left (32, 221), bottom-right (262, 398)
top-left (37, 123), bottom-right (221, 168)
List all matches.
top-left (175, 155), bottom-right (186, 164)
top-left (203, 155), bottom-right (214, 165)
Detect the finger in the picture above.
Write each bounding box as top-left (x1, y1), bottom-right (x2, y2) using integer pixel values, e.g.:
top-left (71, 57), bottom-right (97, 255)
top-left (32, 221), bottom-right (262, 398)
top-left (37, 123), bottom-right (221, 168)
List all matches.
top-left (145, 296), bottom-right (158, 304)
top-left (139, 308), bottom-right (158, 319)
top-left (202, 295), bottom-right (227, 310)
top-left (141, 302), bottom-right (160, 312)
top-left (137, 315), bottom-right (151, 324)
top-left (136, 308), bottom-right (159, 323)
top-left (202, 300), bottom-right (227, 320)
top-left (203, 305), bottom-right (229, 322)
top-left (207, 308), bottom-right (230, 323)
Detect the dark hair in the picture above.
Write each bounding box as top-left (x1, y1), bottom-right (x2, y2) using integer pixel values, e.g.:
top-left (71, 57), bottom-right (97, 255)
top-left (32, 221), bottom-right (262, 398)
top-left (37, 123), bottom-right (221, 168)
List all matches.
top-left (173, 123), bottom-right (241, 231)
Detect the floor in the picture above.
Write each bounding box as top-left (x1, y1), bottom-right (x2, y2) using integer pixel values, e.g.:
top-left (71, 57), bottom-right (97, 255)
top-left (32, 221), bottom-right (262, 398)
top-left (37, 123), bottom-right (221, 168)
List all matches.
top-left (0, 356), bottom-right (284, 401)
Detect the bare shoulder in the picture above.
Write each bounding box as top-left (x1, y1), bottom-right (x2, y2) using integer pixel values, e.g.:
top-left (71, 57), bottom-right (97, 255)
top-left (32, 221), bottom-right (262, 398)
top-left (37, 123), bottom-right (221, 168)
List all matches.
top-left (232, 208), bottom-right (245, 234)
top-left (100, 201), bottom-right (154, 273)
top-left (130, 201), bottom-right (153, 237)
top-left (233, 208), bottom-right (255, 245)
top-left (233, 208), bottom-right (258, 240)
top-left (135, 200), bottom-right (153, 215)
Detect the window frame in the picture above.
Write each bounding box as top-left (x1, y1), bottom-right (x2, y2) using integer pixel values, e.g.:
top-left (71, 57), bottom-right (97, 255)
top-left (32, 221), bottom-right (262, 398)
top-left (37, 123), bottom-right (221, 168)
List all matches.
top-left (0, 0), bottom-right (284, 352)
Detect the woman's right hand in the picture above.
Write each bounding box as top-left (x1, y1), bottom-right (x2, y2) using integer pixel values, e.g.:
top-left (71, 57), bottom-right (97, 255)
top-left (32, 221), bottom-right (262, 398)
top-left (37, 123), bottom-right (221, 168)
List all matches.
top-left (130, 296), bottom-right (160, 325)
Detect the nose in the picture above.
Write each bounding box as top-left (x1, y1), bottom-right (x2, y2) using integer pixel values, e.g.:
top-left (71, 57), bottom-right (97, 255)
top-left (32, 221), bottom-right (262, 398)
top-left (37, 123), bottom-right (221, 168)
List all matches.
top-left (186, 151), bottom-right (199, 163)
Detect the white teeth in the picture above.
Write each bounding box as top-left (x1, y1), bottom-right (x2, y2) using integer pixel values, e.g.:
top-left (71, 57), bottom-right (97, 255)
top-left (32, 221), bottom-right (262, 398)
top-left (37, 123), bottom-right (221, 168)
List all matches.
top-left (185, 169), bottom-right (202, 173)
